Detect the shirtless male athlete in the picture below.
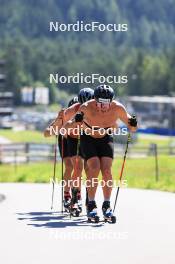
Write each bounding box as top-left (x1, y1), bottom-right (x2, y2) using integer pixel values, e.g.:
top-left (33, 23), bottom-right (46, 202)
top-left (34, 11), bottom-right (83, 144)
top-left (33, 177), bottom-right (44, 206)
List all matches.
top-left (44, 96), bottom-right (78, 211)
top-left (63, 88), bottom-right (94, 214)
top-left (70, 84), bottom-right (138, 220)
top-left (44, 88), bottom-right (94, 214)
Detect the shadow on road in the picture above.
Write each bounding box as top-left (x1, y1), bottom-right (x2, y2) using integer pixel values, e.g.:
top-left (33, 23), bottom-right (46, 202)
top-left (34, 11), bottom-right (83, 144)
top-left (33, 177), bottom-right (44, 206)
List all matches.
top-left (0, 194), bottom-right (5, 203)
top-left (17, 211), bottom-right (104, 228)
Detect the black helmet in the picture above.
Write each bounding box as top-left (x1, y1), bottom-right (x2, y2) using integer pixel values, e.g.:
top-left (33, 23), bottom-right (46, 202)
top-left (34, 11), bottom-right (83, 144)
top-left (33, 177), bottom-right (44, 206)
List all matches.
top-left (78, 88), bottom-right (94, 104)
top-left (68, 96), bottom-right (78, 107)
top-left (94, 84), bottom-right (114, 103)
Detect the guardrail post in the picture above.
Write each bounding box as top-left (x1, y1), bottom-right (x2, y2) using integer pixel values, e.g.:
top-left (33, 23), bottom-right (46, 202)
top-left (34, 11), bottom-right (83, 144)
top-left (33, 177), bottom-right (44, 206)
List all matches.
top-left (14, 149), bottom-right (18, 174)
top-left (154, 144), bottom-right (159, 182)
top-left (25, 143), bottom-right (29, 163)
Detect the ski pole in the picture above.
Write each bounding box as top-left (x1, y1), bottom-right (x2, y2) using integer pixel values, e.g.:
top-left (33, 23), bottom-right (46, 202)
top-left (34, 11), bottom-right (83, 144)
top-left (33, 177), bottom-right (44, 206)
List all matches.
top-left (113, 132), bottom-right (131, 213)
top-left (60, 112), bottom-right (65, 214)
top-left (51, 135), bottom-right (58, 210)
top-left (75, 133), bottom-right (81, 193)
top-left (71, 133), bottom-right (81, 214)
top-left (75, 134), bottom-right (80, 171)
top-left (61, 135), bottom-right (64, 213)
top-left (85, 187), bottom-right (89, 209)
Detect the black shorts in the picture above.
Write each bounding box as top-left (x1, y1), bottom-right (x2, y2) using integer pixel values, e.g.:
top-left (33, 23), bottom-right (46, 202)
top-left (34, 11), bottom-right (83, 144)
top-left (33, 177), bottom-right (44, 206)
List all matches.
top-left (67, 135), bottom-right (83, 158)
top-left (80, 133), bottom-right (114, 161)
top-left (58, 134), bottom-right (69, 159)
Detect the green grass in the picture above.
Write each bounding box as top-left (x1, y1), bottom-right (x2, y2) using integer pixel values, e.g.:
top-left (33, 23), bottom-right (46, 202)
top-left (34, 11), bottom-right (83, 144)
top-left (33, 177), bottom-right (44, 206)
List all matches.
top-left (0, 129), bottom-right (174, 192)
top-left (15, 104), bottom-right (61, 113)
top-left (1, 129), bottom-right (174, 148)
top-left (112, 156), bottom-right (175, 193)
top-left (136, 133), bottom-right (172, 147)
top-left (0, 156), bottom-right (175, 192)
top-left (0, 162), bottom-right (53, 183)
top-left (0, 129), bottom-right (54, 144)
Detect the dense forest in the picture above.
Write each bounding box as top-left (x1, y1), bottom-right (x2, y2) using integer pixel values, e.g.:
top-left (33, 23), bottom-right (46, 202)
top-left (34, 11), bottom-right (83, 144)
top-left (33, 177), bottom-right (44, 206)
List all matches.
top-left (0, 0), bottom-right (175, 104)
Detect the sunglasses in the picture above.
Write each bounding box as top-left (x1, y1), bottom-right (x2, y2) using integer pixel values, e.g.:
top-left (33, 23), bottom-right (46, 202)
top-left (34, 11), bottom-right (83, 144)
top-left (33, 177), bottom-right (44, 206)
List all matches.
top-left (96, 98), bottom-right (111, 109)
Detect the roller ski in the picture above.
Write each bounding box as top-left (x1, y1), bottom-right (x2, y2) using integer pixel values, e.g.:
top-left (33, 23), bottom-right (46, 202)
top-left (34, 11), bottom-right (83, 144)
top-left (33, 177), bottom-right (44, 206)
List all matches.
top-left (63, 192), bottom-right (71, 213)
top-left (70, 188), bottom-right (82, 217)
top-left (87, 201), bottom-right (99, 223)
top-left (102, 201), bottom-right (116, 224)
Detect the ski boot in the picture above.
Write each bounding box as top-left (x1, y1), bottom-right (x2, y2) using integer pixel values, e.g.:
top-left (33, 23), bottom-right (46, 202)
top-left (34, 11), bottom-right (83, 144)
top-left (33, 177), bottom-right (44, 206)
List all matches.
top-left (102, 201), bottom-right (116, 224)
top-left (70, 188), bottom-right (81, 217)
top-left (87, 201), bottom-right (99, 223)
top-left (63, 192), bottom-right (71, 213)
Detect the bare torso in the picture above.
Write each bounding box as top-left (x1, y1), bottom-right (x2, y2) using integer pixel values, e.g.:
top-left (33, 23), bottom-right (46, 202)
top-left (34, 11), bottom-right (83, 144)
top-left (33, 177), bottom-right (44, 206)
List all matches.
top-left (80, 99), bottom-right (131, 138)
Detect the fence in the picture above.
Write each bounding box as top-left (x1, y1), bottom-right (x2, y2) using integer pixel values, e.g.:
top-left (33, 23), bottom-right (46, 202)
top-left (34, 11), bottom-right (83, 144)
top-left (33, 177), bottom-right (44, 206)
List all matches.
top-left (0, 142), bottom-right (174, 182)
top-left (0, 143), bottom-right (56, 164)
top-left (0, 142), bottom-right (175, 165)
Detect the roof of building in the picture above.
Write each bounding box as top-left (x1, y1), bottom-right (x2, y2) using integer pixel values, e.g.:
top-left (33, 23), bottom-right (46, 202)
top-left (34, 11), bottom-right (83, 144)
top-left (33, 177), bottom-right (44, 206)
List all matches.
top-left (128, 96), bottom-right (175, 104)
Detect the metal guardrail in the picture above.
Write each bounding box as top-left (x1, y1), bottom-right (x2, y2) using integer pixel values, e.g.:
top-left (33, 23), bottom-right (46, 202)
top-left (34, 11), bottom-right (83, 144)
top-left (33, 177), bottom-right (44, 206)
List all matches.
top-left (0, 142), bottom-right (174, 183)
top-left (0, 143), bottom-right (57, 164)
top-left (0, 143), bottom-right (175, 164)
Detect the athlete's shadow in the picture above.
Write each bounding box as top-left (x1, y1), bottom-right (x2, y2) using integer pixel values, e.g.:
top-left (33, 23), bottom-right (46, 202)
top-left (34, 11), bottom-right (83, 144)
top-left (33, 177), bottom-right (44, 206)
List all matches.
top-left (17, 211), bottom-right (64, 222)
top-left (17, 211), bottom-right (104, 228)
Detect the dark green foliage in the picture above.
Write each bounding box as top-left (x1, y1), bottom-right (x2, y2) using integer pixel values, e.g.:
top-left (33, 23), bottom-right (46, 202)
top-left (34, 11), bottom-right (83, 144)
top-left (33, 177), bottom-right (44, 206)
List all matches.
top-left (0, 0), bottom-right (175, 103)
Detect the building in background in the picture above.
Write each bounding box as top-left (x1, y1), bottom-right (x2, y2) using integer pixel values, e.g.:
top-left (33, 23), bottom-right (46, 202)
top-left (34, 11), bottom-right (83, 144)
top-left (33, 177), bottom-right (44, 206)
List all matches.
top-left (0, 60), bottom-right (14, 121)
top-left (21, 86), bottom-right (49, 105)
top-left (0, 92), bottom-right (14, 118)
top-left (21, 87), bottom-right (34, 104)
top-left (34, 87), bottom-right (49, 105)
top-left (124, 96), bottom-right (175, 135)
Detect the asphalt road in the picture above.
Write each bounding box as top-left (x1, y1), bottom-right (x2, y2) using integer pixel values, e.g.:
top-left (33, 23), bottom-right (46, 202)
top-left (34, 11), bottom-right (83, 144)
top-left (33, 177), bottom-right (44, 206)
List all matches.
top-left (0, 183), bottom-right (175, 264)
top-left (0, 193), bottom-right (5, 202)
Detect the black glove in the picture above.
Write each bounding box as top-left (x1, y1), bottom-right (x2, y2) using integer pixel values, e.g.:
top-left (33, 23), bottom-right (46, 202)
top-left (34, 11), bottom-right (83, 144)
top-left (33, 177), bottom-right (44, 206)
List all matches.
top-left (128, 115), bottom-right (137, 127)
top-left (75, 112), bottom-right (84, 122)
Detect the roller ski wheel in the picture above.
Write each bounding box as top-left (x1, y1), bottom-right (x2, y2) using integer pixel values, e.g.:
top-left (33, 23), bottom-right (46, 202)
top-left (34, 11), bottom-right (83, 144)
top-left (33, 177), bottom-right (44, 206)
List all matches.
top-left (88, 215), bottom-right (99, 223)
top-left (70, 203), bottom-right (81, 217)
top-left (64, 202), bottom-right (71, 213)
top-left (104, 215), bottom-right (116, 224)
top-left (75, 210), bottom-right (80, 217)
top-left (64, 206), bottom-right (70, 213)
top-left (102, 201), bottom-right (116, 224)
top-left (87, 201), bottom-right (99, 223)
top-left (111, 215), bottom-right (116, 223)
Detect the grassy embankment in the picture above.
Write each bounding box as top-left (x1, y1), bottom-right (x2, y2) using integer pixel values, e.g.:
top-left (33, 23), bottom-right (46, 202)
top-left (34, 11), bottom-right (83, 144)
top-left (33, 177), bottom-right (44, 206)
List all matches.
top-left (0, 130), bottom-right (174, 192)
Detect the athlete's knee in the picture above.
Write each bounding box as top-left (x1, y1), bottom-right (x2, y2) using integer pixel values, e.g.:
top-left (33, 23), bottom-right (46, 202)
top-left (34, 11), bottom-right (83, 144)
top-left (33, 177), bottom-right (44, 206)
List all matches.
top-left (73, 158), bottom-right (83, 173)
top-left (101, 167), bottom-right (112, 179)
top-left (64, 159), bottom-right (73, 173)
top-left (88, 158), bottom-right (100, 172)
